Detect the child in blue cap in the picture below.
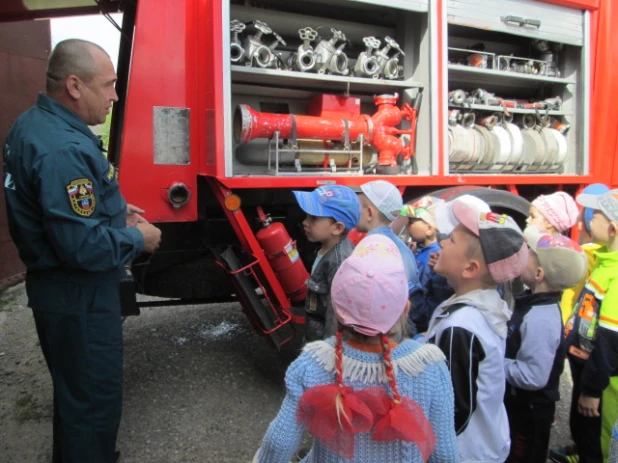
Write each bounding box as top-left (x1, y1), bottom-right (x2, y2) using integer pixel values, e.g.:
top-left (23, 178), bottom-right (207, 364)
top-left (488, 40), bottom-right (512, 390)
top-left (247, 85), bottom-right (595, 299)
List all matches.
top-left (293, 185), bottom-right (361, 341)
top-left (559, 183), bottom-right (610, 324)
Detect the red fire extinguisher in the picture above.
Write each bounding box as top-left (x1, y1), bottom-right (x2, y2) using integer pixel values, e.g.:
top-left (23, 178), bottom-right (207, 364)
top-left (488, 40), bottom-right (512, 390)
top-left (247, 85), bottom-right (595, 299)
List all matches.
top-left (256, 206), bottom-right (309, 303)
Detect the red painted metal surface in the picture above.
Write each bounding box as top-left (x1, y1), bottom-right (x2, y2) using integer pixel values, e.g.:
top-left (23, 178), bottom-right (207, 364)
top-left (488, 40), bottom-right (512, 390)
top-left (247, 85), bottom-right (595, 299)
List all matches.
top-left (540, 0), bottom-right (598, 10)
top-left (197, 0), bottom-right (225, 178)
top-left (110, 0), bottom-right (617, 223)
top-left (217, 174), bottom-right (595, 190)
top-left (255, 207), bottom-right (309, 303)
top-left (588, 0), bottom-right (618, 188)
top-left (117, 0), bottom-right (199, 223)
top-left (207, 178), bottom-right (292, 312)
top-left (308, 94), bottom-right (362, 118)
top-left (236, 94), bottom-right (419, 168)
top-left (0, 0), bottom-right (615, 228)
top-left (213, 250), bottom-right (293, 339)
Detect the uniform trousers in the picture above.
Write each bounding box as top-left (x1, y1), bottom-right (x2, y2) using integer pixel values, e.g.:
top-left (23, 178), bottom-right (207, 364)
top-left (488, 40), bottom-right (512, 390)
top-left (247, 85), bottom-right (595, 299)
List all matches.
top-left (29, 276), bottom-right (123, 463)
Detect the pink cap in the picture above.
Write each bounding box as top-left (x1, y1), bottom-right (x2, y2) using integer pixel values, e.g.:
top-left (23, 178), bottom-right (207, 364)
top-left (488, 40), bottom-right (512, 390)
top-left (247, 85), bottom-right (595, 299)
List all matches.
top-left (452, 200), bottom-right (529, 284)
top-left (331, 235), bottom-right (408, 336)
top-left (531, 192), bottom-right (579, 232)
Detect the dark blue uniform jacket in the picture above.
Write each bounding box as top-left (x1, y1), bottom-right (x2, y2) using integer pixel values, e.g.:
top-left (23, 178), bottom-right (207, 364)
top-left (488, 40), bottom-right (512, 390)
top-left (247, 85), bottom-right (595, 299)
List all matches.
top-left (3, 93), bottom-right (144, 296)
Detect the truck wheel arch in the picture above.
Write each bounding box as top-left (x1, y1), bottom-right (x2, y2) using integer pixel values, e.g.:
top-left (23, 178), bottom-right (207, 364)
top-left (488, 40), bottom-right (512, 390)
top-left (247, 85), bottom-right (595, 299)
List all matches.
top-left (393, 185), bottom-right (531, 235)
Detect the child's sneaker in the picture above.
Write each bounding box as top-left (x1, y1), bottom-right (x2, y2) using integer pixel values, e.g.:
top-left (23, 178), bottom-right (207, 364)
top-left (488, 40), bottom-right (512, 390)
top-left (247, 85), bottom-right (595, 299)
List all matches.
top-left (549, 444), bottom-right (579, 463)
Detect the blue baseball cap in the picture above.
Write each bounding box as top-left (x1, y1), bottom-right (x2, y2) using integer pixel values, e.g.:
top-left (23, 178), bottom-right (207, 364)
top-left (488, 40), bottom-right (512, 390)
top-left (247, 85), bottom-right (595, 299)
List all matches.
top-left (293, 185), bottom-right (361, 230)
top-left (581, 183), bottom-right (610, 232)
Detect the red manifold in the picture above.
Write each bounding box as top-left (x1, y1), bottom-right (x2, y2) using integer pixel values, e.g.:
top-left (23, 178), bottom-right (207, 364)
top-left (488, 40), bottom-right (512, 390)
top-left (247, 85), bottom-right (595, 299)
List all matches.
top-left (234, 93), bottom-right (420, 168)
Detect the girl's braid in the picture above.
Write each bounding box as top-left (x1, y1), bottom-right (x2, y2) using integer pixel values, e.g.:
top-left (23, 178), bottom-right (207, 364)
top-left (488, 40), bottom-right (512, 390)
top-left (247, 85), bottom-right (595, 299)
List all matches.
top-left (381, 334), bottom-right (401, 404)
top-left (335, 330), bottom-right (345, 389)
top-left (334, 330), bottom-right (351, 428)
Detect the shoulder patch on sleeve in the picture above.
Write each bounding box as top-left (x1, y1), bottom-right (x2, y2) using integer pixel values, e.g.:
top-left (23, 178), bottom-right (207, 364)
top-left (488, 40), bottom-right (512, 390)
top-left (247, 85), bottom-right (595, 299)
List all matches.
top-left (66, 178), bottom-right (96, 217)
top-left (103, 163), bottom-right (117, 184)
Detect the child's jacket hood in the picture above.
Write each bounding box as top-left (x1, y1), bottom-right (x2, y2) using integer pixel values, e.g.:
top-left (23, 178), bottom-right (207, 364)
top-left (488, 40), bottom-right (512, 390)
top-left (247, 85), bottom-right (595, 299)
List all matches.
top-left (433, 289), bottom-right (511, 339)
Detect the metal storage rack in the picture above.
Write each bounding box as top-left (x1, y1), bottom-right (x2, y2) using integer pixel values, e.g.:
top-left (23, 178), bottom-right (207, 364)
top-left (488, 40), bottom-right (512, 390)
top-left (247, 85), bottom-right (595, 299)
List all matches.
top-left (223, 0), bottom-right (434, 177)
top-left (445, 0), bottom-right (589, 176)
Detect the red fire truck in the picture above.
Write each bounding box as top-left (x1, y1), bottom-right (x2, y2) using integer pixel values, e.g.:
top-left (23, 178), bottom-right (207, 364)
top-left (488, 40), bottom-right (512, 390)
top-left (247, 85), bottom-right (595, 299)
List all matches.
top-left (2, 0), bottom-right (617, 352)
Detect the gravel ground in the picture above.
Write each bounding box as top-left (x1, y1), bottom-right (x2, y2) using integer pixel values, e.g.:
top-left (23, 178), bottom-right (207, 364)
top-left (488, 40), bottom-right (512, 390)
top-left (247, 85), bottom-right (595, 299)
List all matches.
top-left (1, 283), bottom-right (573, 462)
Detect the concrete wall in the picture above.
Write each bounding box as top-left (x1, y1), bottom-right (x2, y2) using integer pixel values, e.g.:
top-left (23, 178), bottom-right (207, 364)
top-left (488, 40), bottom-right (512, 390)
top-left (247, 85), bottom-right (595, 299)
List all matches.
top-left (0, 20), bottom-right (51, 289)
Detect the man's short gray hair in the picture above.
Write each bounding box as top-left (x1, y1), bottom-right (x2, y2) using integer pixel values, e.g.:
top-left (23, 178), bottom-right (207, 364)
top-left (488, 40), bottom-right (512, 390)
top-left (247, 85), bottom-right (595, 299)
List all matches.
top-left (46, 39), bottom-right (108, 94)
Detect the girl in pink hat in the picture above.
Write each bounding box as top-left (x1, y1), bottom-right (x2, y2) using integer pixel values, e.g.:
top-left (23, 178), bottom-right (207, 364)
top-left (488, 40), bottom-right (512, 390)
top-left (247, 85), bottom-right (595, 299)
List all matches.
top-left (253, 234), bottom-right (457, 463)
top-left (527, 191), bottom-right (579, 236)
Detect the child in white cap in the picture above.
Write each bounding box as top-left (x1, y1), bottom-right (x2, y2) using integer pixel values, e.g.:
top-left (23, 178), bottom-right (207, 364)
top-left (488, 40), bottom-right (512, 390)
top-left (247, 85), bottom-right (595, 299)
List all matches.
top-left (425, 199), bottom-right (528, 463)
top-left (563, 189), bottom-right (618, 462)
top-left (357, 180), bottom-right (420, 297)
top-left (253, 235), bottom-right (457, 463)
top-left (549, 184), bottom-right (611, 463)
top-left (504, 227), bottom-right (587, 463)
top-left (560, 183), bottom-right (610, 324)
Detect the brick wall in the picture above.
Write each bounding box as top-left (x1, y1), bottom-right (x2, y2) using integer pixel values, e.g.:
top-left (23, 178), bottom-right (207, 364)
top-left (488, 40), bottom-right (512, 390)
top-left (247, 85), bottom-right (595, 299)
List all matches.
top-left (0, 20), bottom-right (50, 289)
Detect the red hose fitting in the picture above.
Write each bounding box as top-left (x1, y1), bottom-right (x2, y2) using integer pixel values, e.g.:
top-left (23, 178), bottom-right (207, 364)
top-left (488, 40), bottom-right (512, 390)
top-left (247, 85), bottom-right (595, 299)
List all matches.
top-left (234, 93), bottom-right (419, 170)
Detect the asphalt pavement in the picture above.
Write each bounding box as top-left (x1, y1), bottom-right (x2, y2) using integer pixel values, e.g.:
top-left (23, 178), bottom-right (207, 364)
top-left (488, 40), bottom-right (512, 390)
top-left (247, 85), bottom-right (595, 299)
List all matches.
top-left (0, 284), bottom-right (573, 462)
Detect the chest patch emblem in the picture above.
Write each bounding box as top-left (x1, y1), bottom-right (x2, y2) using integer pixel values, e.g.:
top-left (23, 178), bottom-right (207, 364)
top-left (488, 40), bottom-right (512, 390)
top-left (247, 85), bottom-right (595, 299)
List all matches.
top-left (66, 178), bottom-right (96, 217)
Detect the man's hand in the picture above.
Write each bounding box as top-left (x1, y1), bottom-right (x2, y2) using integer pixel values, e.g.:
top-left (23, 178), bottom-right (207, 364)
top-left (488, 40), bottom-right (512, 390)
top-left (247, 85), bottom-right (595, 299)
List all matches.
top-left (578, 394), bottom-right (601, 417)
top-left (428, 252), bottom-right (439, 268)
top-left (136, 222), bottom-right (162, 253)
top-left (408, 241), bottom-right (418, 253)
top-left (126, 204), bottom-right (147, 227)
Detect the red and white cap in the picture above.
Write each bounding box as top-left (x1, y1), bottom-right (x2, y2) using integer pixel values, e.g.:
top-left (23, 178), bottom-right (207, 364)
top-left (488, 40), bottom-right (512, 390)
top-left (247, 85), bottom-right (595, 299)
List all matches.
top-left (452, 200), bottom-right (528, 284)
top-left (434, 194), bottom-right (491, 235)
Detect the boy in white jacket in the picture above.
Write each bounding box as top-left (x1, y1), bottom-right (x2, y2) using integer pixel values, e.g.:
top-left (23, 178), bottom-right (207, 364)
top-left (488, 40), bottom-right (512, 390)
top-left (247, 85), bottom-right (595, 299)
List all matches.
top-left (424, 199), bottom-right (528, 463)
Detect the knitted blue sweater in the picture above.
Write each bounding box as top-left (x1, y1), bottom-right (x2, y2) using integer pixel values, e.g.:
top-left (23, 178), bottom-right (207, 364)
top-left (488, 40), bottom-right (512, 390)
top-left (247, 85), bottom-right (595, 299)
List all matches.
top-left (255, 338), bottom-right (458, 463)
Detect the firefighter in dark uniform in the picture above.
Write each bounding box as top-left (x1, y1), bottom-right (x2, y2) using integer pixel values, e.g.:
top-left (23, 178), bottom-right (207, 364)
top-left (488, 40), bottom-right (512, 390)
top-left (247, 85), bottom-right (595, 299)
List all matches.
top-left (2, 39), bottom-right (162, 463)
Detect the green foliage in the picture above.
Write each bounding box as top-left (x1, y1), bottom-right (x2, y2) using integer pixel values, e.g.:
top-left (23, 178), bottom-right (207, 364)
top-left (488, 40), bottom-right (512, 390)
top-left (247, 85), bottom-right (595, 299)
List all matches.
top-left (99, 112), bottom-right (112, 152)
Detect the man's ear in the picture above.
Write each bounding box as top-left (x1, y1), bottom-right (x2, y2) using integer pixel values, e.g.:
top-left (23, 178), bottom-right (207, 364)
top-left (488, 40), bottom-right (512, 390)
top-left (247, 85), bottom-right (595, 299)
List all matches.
top-left (332, 221), bottom-right (347, 236)
top-left (425, 224), bottom-right (434, 238)
top-left (609, 222), bottom-right (618, 237)
top-left (66, 75), bottom-right (81, 100)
